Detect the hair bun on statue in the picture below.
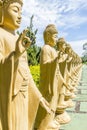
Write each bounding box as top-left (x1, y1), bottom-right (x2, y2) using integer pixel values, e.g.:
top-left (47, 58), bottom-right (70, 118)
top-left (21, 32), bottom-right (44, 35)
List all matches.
top-left (0, 0), bottom-right (3, 6)
top-left (0, 0), bottom-right (23, 7)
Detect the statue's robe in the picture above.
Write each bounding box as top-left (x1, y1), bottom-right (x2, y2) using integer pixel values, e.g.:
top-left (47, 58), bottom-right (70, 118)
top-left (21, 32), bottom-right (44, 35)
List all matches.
top-left (34, 44), bottom-right (59, 129)
top-left (66, 57), bottom-right (72, 84)
top-left (0, 54), bottom-right (14, 130)
top-left (69, 58), bottom-right (78, 86)
top-left (65, 56), bottom-right (73, 95)
top-left (0, 29), bottom-right (41, 130)
top-left (56, 52), bottom-right (69, 111)
top-left (58, 53), bottom-right (67, 96)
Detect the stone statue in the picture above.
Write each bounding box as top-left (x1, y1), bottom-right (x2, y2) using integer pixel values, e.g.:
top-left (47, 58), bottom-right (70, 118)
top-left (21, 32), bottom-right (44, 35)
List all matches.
top-left (34, 24), bottom-right (60, 130)
top-left (65, 44), bottom-right (76, 99)
top-left (56, 38), bottom-right (70, 108)
top-left (55, 38), bottom-right (72, 125)
top-left (0, 0), bottom-right (51, 130)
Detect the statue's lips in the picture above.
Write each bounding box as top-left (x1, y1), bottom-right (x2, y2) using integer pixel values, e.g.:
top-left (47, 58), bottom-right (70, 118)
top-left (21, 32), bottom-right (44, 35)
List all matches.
top-left (16, 21), bottom-right (21, 24)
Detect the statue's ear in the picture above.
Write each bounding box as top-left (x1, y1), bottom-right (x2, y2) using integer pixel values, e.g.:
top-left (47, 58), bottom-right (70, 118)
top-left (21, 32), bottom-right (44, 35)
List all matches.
top-left (46, 32), bottom-right (51, 42)
top-left (0, 7), bottom-right (4, 25)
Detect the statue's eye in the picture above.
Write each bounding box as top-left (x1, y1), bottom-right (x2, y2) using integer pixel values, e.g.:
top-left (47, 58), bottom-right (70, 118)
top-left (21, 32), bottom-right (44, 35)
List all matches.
top-left (13, 9), bottom-right (18, 12)
top-left (12, 7), bottom-right (19, 13)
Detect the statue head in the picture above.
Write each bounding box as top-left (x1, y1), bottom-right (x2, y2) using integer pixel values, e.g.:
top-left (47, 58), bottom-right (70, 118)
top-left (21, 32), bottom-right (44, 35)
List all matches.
top-left (0, 0), bottom-right (23, 30)
top-left (57, 37), bottom-right (66, 52)
top-left (43, 24), bottom-right (58, 46)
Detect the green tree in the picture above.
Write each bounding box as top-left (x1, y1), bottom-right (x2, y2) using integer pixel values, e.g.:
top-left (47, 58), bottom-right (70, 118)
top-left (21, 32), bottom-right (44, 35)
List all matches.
top-left (26, 15), bottom-right (41, 65)
top-left (27, 45), bottom-right (41, 65)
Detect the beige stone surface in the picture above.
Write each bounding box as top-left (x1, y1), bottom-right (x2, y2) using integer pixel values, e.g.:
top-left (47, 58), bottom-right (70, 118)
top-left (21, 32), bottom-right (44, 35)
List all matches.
top-left (0, 1), bottom-right (82, 130)
top-left (34, 24), bottom-right (60, 130)
top-left (0, 1), bottom-right (50, 130)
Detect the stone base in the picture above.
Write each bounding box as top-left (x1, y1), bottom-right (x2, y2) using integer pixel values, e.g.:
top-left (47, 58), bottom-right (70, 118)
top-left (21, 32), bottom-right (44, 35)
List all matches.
top-left (37, 119), bottom-right (60, 130)
top-left (47, 120), bottom-right (60, 130)
top-left (55, 111), bottom-right (71, 125)
top-left (65, 92), bottom-right (76, 100)
top-left (56, 106), bottom-right (66, 114)
top-left (66, 99), bottom-right (75, 108)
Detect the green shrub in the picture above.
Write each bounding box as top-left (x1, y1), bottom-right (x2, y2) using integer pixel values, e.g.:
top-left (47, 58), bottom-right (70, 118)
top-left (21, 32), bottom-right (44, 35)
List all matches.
top-left (30, 65), bottom-right (40, 87)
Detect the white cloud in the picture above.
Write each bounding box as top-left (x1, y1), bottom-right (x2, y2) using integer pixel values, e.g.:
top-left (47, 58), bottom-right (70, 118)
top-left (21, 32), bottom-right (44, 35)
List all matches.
top-left (58, 0), bottom-right (87, 13)
top-left (68, 39), bottom-right (87, 56)
top-left (21, 0), bottom-right (87, 30)
top-left (22, 0), bottom-right (59, 28)
top-left (19, 0), bottom-right (87, 56)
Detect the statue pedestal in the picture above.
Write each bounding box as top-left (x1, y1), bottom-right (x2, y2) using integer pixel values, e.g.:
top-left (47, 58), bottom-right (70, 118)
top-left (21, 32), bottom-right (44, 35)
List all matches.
top-left (38, 119), bottom-right (60, 130)
top-left (65, 94), bottom-right (75, 108)
top-left (47, 120), bottom-right (60, 130)
top-left (55, 110), bottom-right (71, 125)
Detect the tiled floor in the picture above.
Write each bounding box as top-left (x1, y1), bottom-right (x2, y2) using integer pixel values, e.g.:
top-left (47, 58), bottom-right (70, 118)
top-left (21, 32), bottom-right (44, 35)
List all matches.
top-left (61, 65), bottom-right (87, 130)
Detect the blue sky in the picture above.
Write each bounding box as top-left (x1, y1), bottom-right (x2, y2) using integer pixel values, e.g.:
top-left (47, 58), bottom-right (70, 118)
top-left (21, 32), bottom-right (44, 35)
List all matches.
top-left (19, 0), bottom-right (87, 56)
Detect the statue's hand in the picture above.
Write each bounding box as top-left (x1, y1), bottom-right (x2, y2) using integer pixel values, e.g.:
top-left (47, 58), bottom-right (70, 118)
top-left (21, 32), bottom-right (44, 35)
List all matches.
top-left (58, 51), bottom-right (62, 59)
top-left (67, 84), bottom-right (74, 91)
top-left (15, 29), bottom-right (31, 55)
top-left (40, 97), bottom-right (51, 114)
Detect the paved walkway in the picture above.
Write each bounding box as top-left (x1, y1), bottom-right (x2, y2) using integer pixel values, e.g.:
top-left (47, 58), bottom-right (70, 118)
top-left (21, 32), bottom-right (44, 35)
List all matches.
top-left (61, 65), bottom-right (87, 130)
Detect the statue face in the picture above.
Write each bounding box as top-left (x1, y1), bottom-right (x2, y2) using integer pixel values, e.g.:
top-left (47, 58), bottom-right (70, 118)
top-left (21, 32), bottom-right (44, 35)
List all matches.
top-left (69, 48), bottom-right (71, 54)
top-left (3, 2), bottom-right (22, 30)
top-left (49, 33), bottom-right (58, 46)
top-left (61, 43), bottom-right (66, 51)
